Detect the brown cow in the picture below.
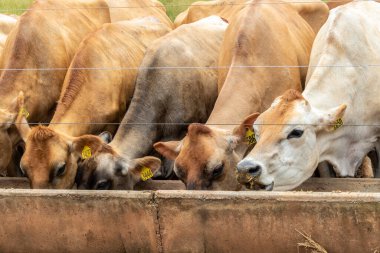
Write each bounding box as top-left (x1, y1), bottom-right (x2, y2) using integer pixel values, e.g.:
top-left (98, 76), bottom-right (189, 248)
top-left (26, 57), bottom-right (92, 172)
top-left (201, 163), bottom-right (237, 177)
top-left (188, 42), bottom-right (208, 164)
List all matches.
top-left (174, 0), bottom-right (246, 27)
top-left (1, 0), bottom-right (172, 178)
top-left (105, 0), bottom-right (173, 27)
top-left (0, 14), bottom-right (17, 57)
top-left (236, 1), bottom-right (380, 190)
top-left (0, 0), bottom-right (110, 176)
top-left (154, 0), bottom-right (329, 190)
top-left (75, 16), bottom-right (228, 190)
top-left (15, 18), bottom-right (170, 189)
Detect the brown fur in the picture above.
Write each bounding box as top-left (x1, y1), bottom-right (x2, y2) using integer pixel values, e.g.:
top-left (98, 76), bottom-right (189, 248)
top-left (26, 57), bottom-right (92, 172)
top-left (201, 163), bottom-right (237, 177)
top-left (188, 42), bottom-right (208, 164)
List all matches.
top-left (0, 0), bottom-right (110, 176)
top-left (174, 0), bottom-right (246, 28)
top-left (156, 0), bottom-right (329, 190)
top-left (188, 124), bottom-right (212, 140)
top-left (17, 20), bottom-right (170, 188)
top-left (29, 126), bottom-right (56, 142)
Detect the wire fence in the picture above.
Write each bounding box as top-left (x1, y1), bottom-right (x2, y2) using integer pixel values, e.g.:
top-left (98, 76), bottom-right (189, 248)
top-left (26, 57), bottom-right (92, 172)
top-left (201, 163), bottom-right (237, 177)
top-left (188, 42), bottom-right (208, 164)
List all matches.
top-left (1, 0), bottom-right (379, 127)
top-left (9, 122), bottom-right (380, 127)
top-left (0, 64), bottom-right (379, 72)
top-left (0, 0), bottom-right (370, 13)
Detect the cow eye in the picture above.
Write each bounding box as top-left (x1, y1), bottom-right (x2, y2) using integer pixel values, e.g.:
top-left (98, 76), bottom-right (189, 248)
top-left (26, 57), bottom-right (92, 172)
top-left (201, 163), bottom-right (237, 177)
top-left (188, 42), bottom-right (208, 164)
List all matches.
top-left (96, 180), bottom-right (112, 190)
top-left (212, 164), bottom-right (224, 178)
top-left (56, 164), bottom-right (66, 177)
top-left (287, 129), bottom-right (304, 139)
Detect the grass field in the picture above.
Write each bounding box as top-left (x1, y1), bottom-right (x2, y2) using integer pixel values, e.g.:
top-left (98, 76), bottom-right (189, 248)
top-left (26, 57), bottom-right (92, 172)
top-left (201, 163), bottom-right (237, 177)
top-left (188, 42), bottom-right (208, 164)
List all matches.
top-left (0, 0), bottom-right (205, 20)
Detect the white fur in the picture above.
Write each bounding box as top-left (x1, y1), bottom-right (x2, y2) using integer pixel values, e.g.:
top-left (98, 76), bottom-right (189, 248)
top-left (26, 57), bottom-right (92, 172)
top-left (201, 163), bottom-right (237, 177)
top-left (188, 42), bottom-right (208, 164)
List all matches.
top-left (241, 2), bottom-right (380, 190)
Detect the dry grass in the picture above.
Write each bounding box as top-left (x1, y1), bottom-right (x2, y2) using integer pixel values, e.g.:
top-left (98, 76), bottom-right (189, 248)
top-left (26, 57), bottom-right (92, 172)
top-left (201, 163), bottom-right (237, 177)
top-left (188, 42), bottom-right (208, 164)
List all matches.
top-left (296, 229), bottom-right (328, 253)
top-left (0, 0), bottom-right (205, 20)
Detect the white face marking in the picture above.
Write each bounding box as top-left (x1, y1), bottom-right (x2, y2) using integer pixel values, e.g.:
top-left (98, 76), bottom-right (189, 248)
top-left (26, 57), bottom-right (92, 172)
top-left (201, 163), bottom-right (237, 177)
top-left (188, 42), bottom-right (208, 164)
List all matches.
top-left (240, 100), bottom-right (321, 190)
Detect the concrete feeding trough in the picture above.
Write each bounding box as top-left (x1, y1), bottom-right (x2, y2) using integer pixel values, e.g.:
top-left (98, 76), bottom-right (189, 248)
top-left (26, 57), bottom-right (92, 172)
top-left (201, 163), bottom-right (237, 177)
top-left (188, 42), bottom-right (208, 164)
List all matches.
top-left (0, 178), bottom-right (379, 252)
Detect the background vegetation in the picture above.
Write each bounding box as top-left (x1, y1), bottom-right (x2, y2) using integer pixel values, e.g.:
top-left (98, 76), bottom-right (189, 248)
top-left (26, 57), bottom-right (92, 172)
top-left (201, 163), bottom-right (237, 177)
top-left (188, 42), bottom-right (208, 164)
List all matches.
top-left (0, 0), bottom-right (206, 20)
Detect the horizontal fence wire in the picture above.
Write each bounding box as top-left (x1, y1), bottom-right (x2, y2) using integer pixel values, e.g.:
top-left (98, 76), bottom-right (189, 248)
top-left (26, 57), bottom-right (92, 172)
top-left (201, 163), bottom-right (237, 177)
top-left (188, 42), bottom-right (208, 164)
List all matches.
top-left (0, 64), bottom-right (379, 71)
top-left (0, 0), bottom-right (371, 13)
top-left (8, 123), bottom-right (380, 127)
top-left (0, 0), bottom-right (377, 127)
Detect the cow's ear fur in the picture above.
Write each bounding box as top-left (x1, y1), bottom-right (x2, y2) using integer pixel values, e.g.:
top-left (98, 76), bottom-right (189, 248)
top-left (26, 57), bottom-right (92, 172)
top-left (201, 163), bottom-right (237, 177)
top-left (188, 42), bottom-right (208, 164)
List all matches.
top-left (71, 135), bottom-right (110, 159)
top-left (14, 92), bottom-right (31, 141)
top-left (154, 141), bottom-right (180, 161)
top-left (232, 113), bottom-right (260, 140)
top-left (99, 131), bottom-right (112, 143)
top-left (319, 104), bottom-right (347, 132)
top-left (127, 156), bottom-right (161, 182)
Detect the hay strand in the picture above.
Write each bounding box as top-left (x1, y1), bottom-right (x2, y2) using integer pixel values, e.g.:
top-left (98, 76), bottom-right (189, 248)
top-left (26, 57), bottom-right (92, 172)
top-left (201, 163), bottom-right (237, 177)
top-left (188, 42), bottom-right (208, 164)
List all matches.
top-left (296, 229), bottom-right (327, 253)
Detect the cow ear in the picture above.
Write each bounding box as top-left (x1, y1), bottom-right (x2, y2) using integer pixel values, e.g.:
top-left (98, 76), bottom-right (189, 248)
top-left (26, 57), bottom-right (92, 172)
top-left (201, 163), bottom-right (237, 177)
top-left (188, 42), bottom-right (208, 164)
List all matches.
top-left (320, 104), bottom-right (347, 132)
top-left (154, 141), bottom-right (180, 161)
top-left (0, 110), bottom-right (16, 130)
top-left (14, 92), bottom-right (31, 141)
top-left (128, 156), bottom-right (161, 182)
top-left (232, 112), bottom-right (260, 140)
top-left (99, 131), bottom-right (112, 143)
top-left (0, 92), bottom-right (23, 130)
top-left (70, 135), bottom-right (107, 159)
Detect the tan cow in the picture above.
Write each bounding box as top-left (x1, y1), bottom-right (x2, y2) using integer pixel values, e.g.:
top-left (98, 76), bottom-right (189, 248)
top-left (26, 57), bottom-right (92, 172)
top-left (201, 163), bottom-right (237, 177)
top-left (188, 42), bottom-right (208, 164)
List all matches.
top-left (154, 0), bottom-right (329, 190)
top-left (15, 18), bottom-right (170, 189)
top-left (0, 0), bottom-right (111, 176)
top-left (0, 14), bottom-right (17, 57)
top-left (236, 1), bottom-right (380, 190)
top-left (174, 0), bottom-right (247, 27)
top-left (74, 16), bottom-right (228, 190)
top-left (105, 0), bottom-right (173, 27)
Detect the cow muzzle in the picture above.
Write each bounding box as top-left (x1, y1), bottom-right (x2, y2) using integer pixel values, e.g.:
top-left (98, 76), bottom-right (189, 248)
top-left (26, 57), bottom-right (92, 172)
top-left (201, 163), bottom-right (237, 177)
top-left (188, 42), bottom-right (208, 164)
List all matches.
top-left (236, 159), bottom-right (274, 191)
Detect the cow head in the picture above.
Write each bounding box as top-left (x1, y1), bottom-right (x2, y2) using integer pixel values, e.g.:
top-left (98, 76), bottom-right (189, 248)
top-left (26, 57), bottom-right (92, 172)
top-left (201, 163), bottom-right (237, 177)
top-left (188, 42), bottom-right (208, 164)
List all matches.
top-left (236, 89), bottom-right (347, 191)
top-left (154, 113), bottom-right (260, 190)
top-left (0, 94), bottom-right (21, 176)
top-left (15, 93), bottom-right (115, 189)
top-left (76, 150), bottom-right (161, 190)
top-left (17, 123), bottom-right (113, 189)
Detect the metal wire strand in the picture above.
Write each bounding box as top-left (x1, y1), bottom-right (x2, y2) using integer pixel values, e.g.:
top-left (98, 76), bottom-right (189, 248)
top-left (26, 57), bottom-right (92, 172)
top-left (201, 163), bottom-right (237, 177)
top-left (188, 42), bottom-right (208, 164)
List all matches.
top-left (0, 0), bottom-right (372, 13)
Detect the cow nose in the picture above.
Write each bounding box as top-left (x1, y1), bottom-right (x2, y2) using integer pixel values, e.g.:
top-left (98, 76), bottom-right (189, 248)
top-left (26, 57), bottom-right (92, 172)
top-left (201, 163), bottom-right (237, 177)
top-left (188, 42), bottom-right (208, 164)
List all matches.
top-left (237, 159), bottom-right (262, 177)
top-left (186, 182), bottom-right (196, 190)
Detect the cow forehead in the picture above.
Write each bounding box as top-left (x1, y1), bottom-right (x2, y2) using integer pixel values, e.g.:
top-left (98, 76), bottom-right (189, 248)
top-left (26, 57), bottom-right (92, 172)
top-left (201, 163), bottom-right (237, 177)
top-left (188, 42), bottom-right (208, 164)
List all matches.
top-left (24, 132), bottom-right (69, 169)
top-left (255, 96), bottom-right (309, 137)
top-left (256, 105), bottom-right (296, 129)
top-left (176, 129), bottom-right (229, 171)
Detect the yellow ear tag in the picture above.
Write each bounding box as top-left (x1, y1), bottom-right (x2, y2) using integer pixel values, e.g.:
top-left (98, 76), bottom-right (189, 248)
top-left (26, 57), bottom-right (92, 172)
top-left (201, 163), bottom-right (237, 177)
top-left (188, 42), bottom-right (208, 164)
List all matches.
top-left (333, 118), bottom-right (343, 131)
top-left (19, 107), bottom-right (29, 119)
top-left (81, 146), bottom-right (92, 159)
top-left (245, 128), bottom-right (257, 145)
top-left (141, 166), bottom-right (153, 181)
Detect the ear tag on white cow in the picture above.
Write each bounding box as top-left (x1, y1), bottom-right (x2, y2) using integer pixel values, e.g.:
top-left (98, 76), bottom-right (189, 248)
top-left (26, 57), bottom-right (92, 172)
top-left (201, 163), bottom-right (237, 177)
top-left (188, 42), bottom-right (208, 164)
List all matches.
top-left (19, 107), bottom-right (29, 119)
top-left (141, 166), bottom-right (153, 181)
top-left (245, 128), bottom-right (257, 145)
top-left (81, 146), bottom-right (92, 159)
top-left (333, 118), bottom-right (343, 131)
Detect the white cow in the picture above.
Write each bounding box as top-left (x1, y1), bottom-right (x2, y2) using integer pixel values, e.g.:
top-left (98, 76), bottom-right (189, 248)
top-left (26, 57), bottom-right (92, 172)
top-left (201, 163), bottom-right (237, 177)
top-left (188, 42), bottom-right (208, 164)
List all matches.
top-left (236, 1), bottom-right (380, 190)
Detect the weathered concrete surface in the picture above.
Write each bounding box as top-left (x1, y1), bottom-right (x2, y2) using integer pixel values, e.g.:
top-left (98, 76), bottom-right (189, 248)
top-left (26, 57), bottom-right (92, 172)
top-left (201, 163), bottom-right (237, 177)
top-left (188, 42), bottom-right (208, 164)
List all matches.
top-left (0, 190), bottom-right (159, 253)
top-left (1, 177), bottom-right (380, 192)
top-left (0, 189), bottom-right (379, 252)
top-left (294, 177), bottom-right (380, 192)
top-left (156, 191), bottom-right (380, 253)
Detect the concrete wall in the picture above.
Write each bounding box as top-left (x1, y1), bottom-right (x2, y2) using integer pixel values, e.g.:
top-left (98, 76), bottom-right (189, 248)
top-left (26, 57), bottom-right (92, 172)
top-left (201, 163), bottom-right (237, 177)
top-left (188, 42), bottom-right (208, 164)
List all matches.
top-left (2, 177), bottom-right (380, 192)
top-left (0, 189), bottom-right (379, 252)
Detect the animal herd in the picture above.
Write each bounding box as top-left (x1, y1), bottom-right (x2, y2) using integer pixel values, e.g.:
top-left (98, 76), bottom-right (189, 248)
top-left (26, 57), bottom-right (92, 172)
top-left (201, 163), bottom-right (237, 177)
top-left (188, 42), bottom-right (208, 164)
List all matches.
top-left (0, 0), bottom-right (379, 191)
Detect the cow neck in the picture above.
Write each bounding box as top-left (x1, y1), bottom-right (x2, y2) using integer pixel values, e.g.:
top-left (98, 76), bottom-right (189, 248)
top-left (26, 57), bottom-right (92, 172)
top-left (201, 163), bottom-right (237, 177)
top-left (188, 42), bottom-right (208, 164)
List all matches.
top-left (0, 69), bottom-right (41, 120)
top-left (109, 97), bottom-right (160, 160)
top-left (49, 112), bottom-right (93, 138)
top-left (304, 66), bottom-right (379, 176)
top-left (206, 108), bottom-right (258, 159)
